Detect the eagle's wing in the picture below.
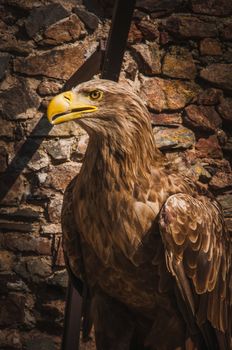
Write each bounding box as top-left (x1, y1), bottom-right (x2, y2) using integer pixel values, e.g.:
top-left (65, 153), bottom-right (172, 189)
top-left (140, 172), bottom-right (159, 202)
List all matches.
top-left (159, 193), bottom-right (231, 349)
top-left (61, 175), bottom-right (85, 294)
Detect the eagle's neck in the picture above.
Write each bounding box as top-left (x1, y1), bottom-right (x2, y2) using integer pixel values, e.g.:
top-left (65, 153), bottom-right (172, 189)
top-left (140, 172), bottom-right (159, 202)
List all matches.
top-left (74, 119), bottom-right (164, 264)
top-left (81, 122), bottom-right (162, 192)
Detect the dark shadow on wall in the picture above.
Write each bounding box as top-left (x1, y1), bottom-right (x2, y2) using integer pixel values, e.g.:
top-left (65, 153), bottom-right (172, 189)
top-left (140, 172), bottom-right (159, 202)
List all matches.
top-left (0, 117), bottom-right (53, 203)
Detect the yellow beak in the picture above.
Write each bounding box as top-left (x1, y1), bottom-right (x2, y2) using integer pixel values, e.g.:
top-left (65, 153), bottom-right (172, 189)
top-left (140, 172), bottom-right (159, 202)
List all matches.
top-left (47, 91), bottom-right (97, 125)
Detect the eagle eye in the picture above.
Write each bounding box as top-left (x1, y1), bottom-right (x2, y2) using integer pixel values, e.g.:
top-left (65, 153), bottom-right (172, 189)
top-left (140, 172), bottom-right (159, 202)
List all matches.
top-left (89, 90), bottom-right (103, 101)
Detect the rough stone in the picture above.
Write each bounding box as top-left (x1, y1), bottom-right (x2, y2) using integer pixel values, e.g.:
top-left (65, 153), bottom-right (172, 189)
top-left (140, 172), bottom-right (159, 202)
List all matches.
top-left (0, 74), bottom-right (18, 92)
top-left (14, 43), bottom-right (86, 80)
top-left (0, 222), bottom-right (34, 233)
top-left (222, 22), bottom-right (232, 40)
top-left (37, 80), bottom-right (62, 96)
top-left (0, 293), bottom-right (25, 326)
top-left (24, 114), bottom-right (84, 137)
top-left (45, 139), bottom-right (73, 161)
top-left (166, 15), bottom-right (218, 38)
top-left (199, 38), bottom-right (222, 56)
top-left (191, 164), bottom-right (212, 183)
top-left (74, 7), bottom-right (99, 30)
top-left (210, 171), bottom-right (232, 190)
top-left (215, 129), bottom-right (227, 146)
top-left (0, 0), bottom-right (35, 10)
top-left (41, 299), bottom-right (65, 318)
top-left (0, 329), bottom-right (22, 349)
top-left (196, 88), bottom-right (223, 106)
top-left (184, 105), bottom-right (222, 132)
top-left (218, 97), bottom-right (232, 122)
top-left (27, 150), bottom-right (49, 171)
top-left (151, 112), bottom-right (182, 126)
top-left (136, 0), bottom-right (182, 13)
top-left (159, 30), bottom-right (170, 45)
top-left (41, 223), bottom-right (62, 236)
top-left (7, 280), bottom-right (29, 293)
top-left (23, 331), bottom-right (61, 350)
top-left (199, 158), bottom-right (231, 176)
top-left (0, 53), bottom-right (10, 81)
top-left (0, 18), bottom-right (14, 33)
top-left (131, 42), bottom-right (161, 75)
top-left (223, 47), bottom-right (232, 63)
top-left (195, 135), bottom-right (223, 159)
top-left (23, 305), bottom-right (36, 330)
top-left (162, 46), bottom-right (196, 80)
top-left (26, 188), bottom-right (55, 205)
top-left (47, 193), bottom-right (63, 223)
top-left (217, 194), bottom-right (232, 217)
top-left (1, 234), bottom-right (51, 255)
top-left (0, 250), bottom-right (15, 273)
top-left (191, 0), bottom-right (232, 16)
top-left (0, 118), bottom-right (14, 139)
top-left (200, 64), bottom-right (232, 91)
top-left (37, 172), bottom-right (47, 185)
top-left (14, 257), bottom-right (52, 282)
top-left (0, 78), bottom-right (40, 120)
top-left (0, 30), bottom-right (35, 55)
top-left (128, 23), bottom-right (143, 44)
top-left (121, 51), bottom-right (138, 81)
top-left (137, 18), bottom-right (159, 40)
top-left (140, 77), bottom-right (200, 112)
top-left (25, 4), bottom-right (69, 38)
top-left (43, 14), bottom-right (84, 45)
top-left (45, 162), bottom-right (81, 192)
top-left (75, 133), bottom-right (89, 159)
top-left (0, 208), bottom-right (40, 222)
top-left (47, 269), bottom-right (68, 288)
top-left (153, 126), bottom-right (195, 150)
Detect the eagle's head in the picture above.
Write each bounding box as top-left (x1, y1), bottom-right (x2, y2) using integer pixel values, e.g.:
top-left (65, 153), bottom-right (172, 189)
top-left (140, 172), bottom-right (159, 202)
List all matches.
top-left (47, 79), bottom-right (151, 136)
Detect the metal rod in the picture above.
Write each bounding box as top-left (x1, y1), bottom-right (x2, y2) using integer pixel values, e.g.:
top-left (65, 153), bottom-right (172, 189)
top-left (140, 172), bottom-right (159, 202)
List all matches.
top-left (101, 0), bottom-right (136, 82)
top-left (62, 281), bottom-right (83, 350)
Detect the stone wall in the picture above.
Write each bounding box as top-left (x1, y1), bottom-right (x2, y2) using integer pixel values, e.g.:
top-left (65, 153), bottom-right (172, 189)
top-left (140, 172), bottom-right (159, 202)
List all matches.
top-left (0, 0), bottom-right (231, 349)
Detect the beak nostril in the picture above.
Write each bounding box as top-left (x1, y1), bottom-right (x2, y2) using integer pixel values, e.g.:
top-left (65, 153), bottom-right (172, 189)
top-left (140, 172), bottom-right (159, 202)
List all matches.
top-left (64, 96), bottom-right (70, 102)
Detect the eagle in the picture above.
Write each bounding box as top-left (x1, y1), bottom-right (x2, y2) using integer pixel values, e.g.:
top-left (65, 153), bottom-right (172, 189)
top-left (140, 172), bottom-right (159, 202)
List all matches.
top-left (47, 79), bottom-right (231, 350)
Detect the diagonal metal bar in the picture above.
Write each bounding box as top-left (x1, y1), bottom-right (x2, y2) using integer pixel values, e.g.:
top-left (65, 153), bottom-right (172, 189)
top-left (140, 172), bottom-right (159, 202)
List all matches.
top-left (101, 0), bottom-right (136, 82)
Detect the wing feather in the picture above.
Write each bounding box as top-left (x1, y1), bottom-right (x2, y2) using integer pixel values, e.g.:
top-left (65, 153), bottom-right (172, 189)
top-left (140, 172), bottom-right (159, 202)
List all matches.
top-left (159, 193), bottom-right (231, 348)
